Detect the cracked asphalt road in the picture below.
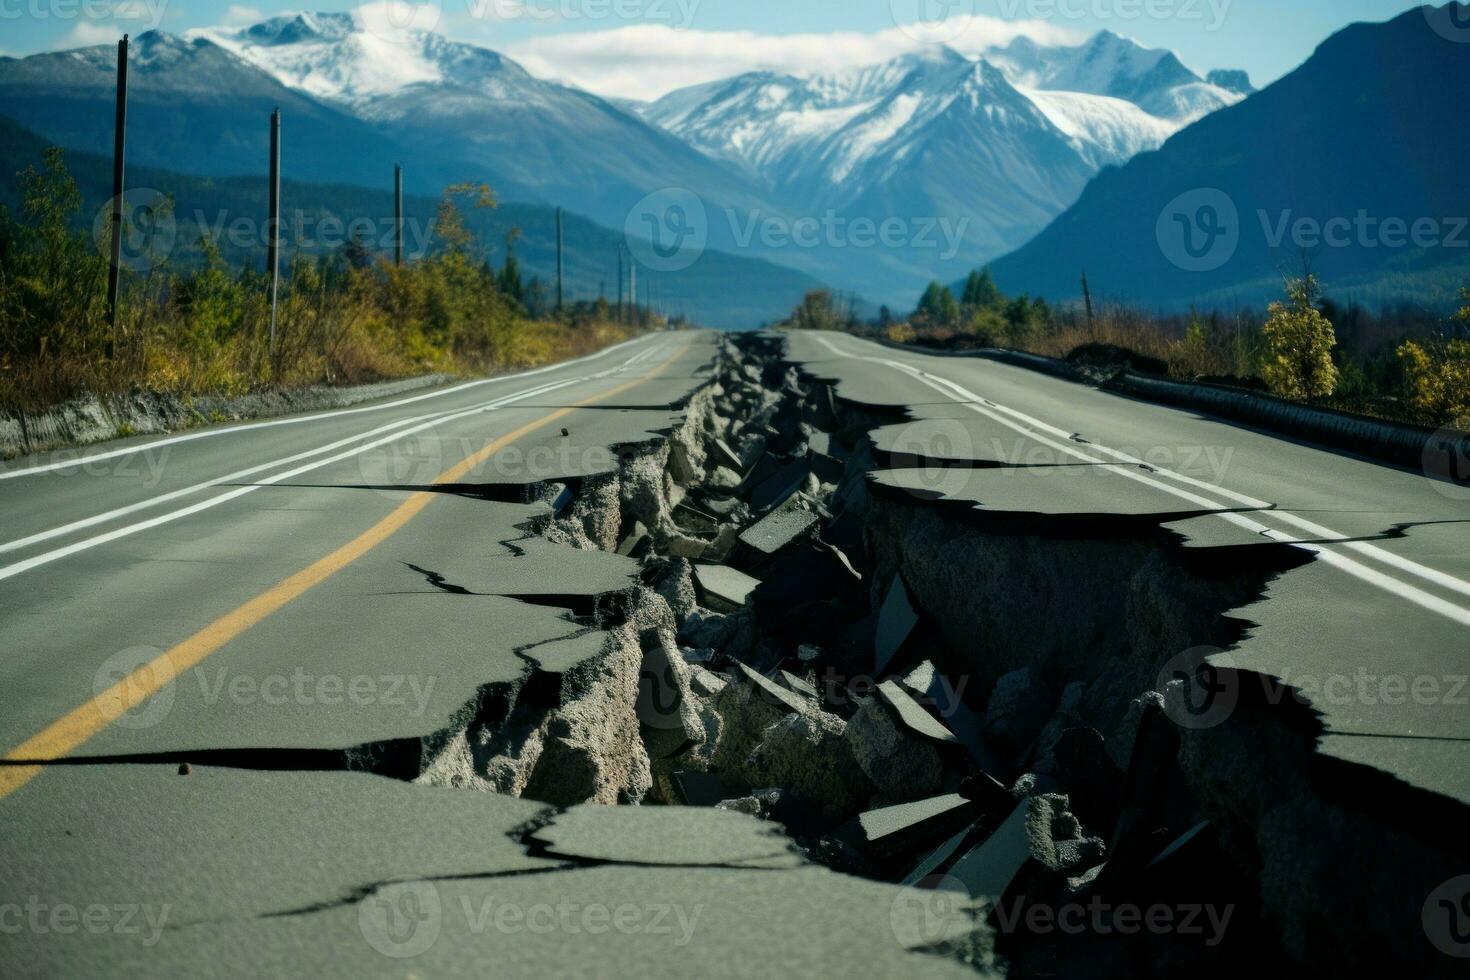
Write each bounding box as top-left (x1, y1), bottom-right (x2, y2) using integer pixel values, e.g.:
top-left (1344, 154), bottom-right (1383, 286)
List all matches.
top-left (786, 330), bottom-right (1470, 805)
top-left (0, 332), bottom-right (985, 979)
top-left (3, 327), bottom-right (1467, 977)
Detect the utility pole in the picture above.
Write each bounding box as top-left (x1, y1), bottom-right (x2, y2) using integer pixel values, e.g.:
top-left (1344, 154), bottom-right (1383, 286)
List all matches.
top-left (105, 34), bottom-right (129, 351)
top-left (266, 108), bottom-right (281, 359)
top-left (629, 261), bottom-right (637, 324)
top-left (616, 248), bottom-right (624, 319)
top-left (1081, 271), bottom-right (1095, 336)
top-left (393, 163), bottom-right (403, 267)
top-left (555, 207), bottom-right (564, 312)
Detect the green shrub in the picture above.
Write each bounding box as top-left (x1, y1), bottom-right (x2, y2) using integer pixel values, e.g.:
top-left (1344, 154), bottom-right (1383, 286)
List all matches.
top-left (1261, 275), bottom-right (1339, 400)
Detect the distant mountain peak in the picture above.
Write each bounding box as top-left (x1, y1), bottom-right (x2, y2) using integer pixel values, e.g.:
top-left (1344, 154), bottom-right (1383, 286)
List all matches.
top-left (189, 11), bottom-right (538, 102)
top-left (1205, 69), bottom-right (1255, 95)
top-left (241, 11), bottom-right (357, 45)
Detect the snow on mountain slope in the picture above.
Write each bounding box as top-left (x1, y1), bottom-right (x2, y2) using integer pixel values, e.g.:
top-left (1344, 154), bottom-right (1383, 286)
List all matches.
top-left (985, 30), bottom-right (1247, 123)
top-left (643, 29), bottom-right (1249, 219)
top-left (1019, 88), bottom-right (1177, 168)
top-left (190, 12), bottom-right (531, 104)
top-left (180, 11), bottom-right (789, 254)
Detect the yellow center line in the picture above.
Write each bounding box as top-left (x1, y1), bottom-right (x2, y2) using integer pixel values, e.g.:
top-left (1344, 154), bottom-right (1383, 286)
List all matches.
top-left (0, 342), bottom-right (690, 801)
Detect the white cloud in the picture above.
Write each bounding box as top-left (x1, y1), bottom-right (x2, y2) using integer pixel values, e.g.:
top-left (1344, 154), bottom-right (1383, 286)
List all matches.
top-left (65, 22), bottom-right (123, 48)
top-left (220, 4), bottom-right (265, 26)
top-left (463, 15), bottom-right (1085, 101)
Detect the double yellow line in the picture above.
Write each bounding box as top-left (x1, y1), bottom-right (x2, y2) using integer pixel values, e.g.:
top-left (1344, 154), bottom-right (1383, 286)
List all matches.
top-left (0, 343), bottom-right (688, 801)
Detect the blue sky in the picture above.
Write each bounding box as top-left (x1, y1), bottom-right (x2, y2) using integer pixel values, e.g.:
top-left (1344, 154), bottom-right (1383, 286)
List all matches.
top-left (0, 0), bottom-right (1436, 99)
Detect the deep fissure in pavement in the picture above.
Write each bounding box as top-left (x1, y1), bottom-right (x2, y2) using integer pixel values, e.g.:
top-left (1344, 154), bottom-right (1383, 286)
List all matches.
top-left (240, 333), bottom-right (1463, 978)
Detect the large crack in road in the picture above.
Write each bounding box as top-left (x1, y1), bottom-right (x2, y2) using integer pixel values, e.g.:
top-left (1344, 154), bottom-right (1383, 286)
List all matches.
top-left (4, 331), bottom-right (1464, 978)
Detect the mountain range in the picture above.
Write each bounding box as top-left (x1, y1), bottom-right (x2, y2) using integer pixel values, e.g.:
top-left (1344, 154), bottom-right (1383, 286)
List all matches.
top-left (0, 12), bottom-right (1250, 314)
top-left (0, 113), bottom-right (828, 331)
top-left (988, 4), bottom-right (1470, 312)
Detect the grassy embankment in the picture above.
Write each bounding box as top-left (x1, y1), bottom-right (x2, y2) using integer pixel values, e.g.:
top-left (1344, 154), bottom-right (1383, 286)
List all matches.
top-left (0, 148), bottom-right (655, 415)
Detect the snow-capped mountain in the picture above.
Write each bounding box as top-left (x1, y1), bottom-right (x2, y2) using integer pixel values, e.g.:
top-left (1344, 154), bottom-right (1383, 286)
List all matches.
top-left (984, 30), bottom-right (1248, 124)
top-left (0, 12), bottom-right (1252, 307)
top-left (989, 7), bottom-right (1468, 312)
top-left (643, 31), bottom-right (1246, 191)
top-left (180, 13), bottom-right (781, 237)
top-left (192, 12), bottom-right (542, 106)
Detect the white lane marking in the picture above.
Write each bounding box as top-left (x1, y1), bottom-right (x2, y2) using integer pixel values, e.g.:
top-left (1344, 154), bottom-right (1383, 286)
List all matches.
top-left (0, 342), bottom-right (667, 583)
top-left (0, 334), bottom-right (659, 481)
top-left (0, 415), bottom-right (426, 556)
top-left (814, 335), bottom-right (1470, 627)
top-left (934, 370), bottom-right (1470, 602)
top-left (0, 340), bottom-right (671, 557)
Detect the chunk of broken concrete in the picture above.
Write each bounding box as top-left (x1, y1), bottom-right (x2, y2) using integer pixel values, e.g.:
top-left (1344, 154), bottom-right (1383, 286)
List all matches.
top-left (615, 521), bottom-right (651, 557)
top-left (734, 662), bottom-right (814, 716)
top-left (737, 495), bottom-right (821, 557)
top-left (712, 437), bottom-right (745, 472)
top-left (704, 524), bottom-right (741, 562)
top-left (874, 576), bottom-right (919, 673)
top-left (644, 556), bottom-right (698, 621)
top-left (709, 465), bottom-right (744, 490)
top-left (746, 459), bottom-right (811, 514)
top-left (777, 670), bottom-right (818, 700)
top-left (983, 667), bottom-right (1053, 758)
top-left (900, 661), bottom-right (1002, 774)
top-left (853, 793), bottom-right (978, 861)
top-left (845, 695), bottom-right (944, 801)
top-left (1024, 794), bottom-right (1107, 874)
top-left (688, 665), bottom-right (728, 697)
top-left (947, 804), bottom-right (1031, 901)
top-left (742, 708), bottom-right (872, 824)
top-left (665, 534), bottom-right (709, 561)
top-left (707, 665), bottom-right (809, 774)
top-left (693, 563), bottom-right (761, 612)
top-left (877, 680), bottom-right (958, 745)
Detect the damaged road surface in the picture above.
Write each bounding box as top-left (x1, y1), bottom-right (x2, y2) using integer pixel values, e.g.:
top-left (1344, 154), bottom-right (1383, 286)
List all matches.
top-left (1, 328), bottom-right (1467, 978)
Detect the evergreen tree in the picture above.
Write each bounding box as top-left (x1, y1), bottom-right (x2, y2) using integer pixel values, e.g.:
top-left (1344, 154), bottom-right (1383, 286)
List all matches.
top-left (916, 281), bottom-right (960, 326)
top-left (497, 229), bottom-right (524, 306)
top-left (961, 267), bottom-right (1001, 311)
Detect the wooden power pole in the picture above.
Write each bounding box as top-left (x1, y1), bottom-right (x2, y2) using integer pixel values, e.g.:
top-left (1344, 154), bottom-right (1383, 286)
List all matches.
top-left (266, 108), bottom-right (281, 358)
top-left (105, 35), bottom-right (129, 349)
top-left (1081, 271), bottom-right (1096, 335)
top-left (555, 207), bottom-right (564, 312)
top-left (393, 164), bottom-right (403, 267)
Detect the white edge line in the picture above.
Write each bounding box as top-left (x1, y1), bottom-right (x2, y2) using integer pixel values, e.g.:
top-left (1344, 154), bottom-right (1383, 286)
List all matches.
top-left (0, 340), bottom-right (670, 583)
top-left (0, 334), bottom-right (659, 481)
top-left (814, 334), bottom-right (1470, 627)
